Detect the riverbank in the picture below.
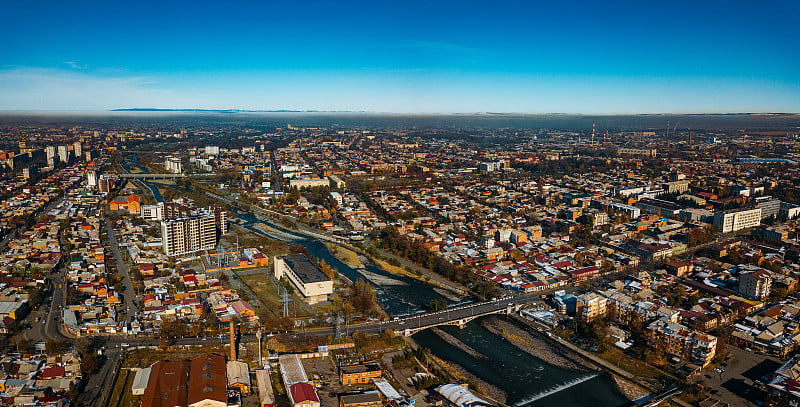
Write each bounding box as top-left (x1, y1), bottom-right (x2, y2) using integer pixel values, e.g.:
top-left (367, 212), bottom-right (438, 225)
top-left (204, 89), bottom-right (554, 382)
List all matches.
top-left (325, 242), bottom-right (363, 268)
top-left (328, 241), bottom-right (467, 302)
top-left (481, 316), bottom-right (591, 372)
top-left (611, 374), bottom-right (649, 401)
top-left (428, 354), bottom-right (508, 405)
top-left (403, 335), bottom-right (507, 406)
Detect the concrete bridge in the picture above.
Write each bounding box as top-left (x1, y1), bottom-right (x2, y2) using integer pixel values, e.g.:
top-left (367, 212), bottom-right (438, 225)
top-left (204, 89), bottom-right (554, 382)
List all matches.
top-left (399, 302), bottom-right (523, 336)
top-left (107, 172), bottom-right (215, 179)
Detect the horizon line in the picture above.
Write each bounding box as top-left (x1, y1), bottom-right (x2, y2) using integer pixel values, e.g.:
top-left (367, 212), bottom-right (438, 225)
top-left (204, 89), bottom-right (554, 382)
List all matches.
top-left (0, 109), bottom-right (799, 116)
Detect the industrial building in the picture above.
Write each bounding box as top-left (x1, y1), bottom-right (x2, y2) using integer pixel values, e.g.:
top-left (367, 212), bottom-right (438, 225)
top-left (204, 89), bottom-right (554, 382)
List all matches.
top-left (273, 255), bottom-right (333, 304)
top-left (227, 360), bottom-right (252, 395)
top-left (434, 384), bottom-right (492, 407)
top-left (130, 366), bottom-right (151, 396)
top-left (339, 393), bottom-right (382, 407)
top-left (140, 360), bottom-right (191, 407)
top-left (279, 354), bottom-right (321, 407)
top-left (188, 353), bottom-right (228, 407)
top-left (256, 369), bottom-right (275, 407)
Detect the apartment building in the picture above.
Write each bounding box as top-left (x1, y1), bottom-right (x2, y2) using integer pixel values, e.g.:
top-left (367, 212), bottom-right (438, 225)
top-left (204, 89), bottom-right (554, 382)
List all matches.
top-left (646, 317), bottom-right (717, 367)
top-left (739, 268), bottom-right (772, 300)
top-left (161, 211), bottom-right (217, 257)
top-left (576, 292), bottom-right (608, 322)
top-left (713, 208), bottom-right (761, 233)
top-left (57, 145), bottom-right (69, 163)
top-left (164, 156), bottom-right (182, 173)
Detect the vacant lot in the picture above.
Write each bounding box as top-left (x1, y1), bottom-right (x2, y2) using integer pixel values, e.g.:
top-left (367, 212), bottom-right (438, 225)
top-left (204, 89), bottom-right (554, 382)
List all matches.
top-left (238, 273), bottom-right (284, 316)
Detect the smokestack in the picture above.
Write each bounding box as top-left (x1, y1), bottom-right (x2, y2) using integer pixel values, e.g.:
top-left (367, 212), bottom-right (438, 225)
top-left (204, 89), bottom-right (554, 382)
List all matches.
top-left (230, 321), bottom-right (236, 361)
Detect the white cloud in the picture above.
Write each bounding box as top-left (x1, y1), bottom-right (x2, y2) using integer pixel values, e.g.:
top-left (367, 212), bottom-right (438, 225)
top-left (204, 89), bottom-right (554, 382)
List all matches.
top-left (0, 67), bottom-right (193, 110)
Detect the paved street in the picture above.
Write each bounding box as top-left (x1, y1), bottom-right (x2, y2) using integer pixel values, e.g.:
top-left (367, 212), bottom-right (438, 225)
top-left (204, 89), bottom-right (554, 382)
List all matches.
top-left (104, 217), bottom-right (140, 323)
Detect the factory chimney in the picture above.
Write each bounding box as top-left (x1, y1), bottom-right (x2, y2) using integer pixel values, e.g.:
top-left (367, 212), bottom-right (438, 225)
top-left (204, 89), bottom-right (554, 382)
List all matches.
top-left (230, 321), bottom-right (236, 361)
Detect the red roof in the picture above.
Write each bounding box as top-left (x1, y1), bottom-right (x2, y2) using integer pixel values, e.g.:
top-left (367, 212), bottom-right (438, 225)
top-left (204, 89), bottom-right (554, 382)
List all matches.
top-left (231, 300), bottom-right (254, 314)
top-left (290, 382), bottom-right (319, 403)
top-left (41, 365), bottom-right (65, 379)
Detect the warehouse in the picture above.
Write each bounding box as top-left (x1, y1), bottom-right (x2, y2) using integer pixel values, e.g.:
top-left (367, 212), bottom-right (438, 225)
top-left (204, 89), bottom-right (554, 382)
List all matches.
top-left (130, 366), bottom-right (151, 396)
top-left (256, 369), bottom-right (275, 407)
top-left (435, 384), bottom-right (493, 407)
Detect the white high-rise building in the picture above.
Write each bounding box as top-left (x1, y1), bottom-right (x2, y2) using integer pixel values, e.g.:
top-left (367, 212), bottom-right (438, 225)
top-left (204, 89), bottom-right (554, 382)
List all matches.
top-left (140, 203), bottom-right (164, 220)
top-left (45, 145), bottom-right (56, 160)
top-left (205, 146), bottom-right (220, 155)
top-left (57, 145), bottom-right (69, 163)
top-left (73, 141), bottom-right (82, 160)
top-left (713, 208), bottom-right (761, 233)
top-left (164, 156), bottom-right (182, 173)
top-left (87, 171), bottom-right (97, 187)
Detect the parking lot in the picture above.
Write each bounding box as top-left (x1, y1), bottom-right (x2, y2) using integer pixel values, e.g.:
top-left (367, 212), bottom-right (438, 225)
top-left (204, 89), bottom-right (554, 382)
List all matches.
top-left (302, 356), bottom-right (344, 407)
top-left (704, 345), bottom-right (784, 406)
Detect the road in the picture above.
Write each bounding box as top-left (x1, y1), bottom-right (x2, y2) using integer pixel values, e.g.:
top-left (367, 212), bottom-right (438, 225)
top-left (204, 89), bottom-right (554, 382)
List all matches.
top-left (82, 346), bottom-right (121, 407)
top-left (20, 270), bottom-right (68, 344)
top-left (104, 218), bottom-right (140, 323)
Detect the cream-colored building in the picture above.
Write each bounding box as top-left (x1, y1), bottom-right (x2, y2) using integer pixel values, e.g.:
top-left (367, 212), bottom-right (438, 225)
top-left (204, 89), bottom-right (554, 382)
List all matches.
top-left (713, 208), bottom-right (761, 233)
top-left (576, 292), bottom-right (608, 322)
top-left (739, 268), bottom-right (772, 300)
top-left (274, 255), bottom-right (333, 304)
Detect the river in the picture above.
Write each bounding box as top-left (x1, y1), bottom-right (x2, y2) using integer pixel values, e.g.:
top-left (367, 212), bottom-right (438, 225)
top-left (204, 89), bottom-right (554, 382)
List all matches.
top-left (126, 154), bottom-right (461, 315)
top-left (412, 317), bottom-right (630, 407)
top-left (233, 210), bottom-right (464, 316)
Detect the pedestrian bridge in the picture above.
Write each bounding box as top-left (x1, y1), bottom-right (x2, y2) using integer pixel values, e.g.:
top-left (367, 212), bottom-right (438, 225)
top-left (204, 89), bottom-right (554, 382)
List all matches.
top-left (400, 302), bottom-right (522, 336)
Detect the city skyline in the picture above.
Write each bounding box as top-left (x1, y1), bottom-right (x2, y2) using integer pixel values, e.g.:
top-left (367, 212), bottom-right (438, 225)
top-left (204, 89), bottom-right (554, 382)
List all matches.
top-left (2, 0), bottom-right (799, 113)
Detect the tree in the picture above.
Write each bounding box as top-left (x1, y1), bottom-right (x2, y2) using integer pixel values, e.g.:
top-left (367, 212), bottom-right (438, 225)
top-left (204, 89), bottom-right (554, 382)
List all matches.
top-left (81, 351), bottom-right (100, 375)
top-left (349, 278), bottom-right (376, 314)
top-left (287, 188), bottom-right (301, 204)
top-left (45, 339), bottom-right (71, 355)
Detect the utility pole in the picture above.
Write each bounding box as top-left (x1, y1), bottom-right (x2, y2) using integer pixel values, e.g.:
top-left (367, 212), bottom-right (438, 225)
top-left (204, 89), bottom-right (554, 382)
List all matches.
top-left (281, 286), bottom-right (289, 317)
top-left (256, 327), bottom-right (263, 367)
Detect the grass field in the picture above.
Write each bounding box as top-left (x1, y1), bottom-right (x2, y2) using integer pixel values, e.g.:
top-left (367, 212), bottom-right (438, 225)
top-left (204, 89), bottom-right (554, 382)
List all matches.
top-left (238, 273), bottom-right (283, 315)
top-left (597, 346), bottom-right (666, 380)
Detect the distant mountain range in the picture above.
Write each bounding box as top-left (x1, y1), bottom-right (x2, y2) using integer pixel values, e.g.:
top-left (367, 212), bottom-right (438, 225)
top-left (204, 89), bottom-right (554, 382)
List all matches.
top-left (111, 108), bottom-right (358, 113)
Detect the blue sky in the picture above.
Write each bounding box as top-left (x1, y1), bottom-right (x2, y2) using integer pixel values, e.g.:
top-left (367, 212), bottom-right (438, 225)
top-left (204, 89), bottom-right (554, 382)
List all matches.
top-left (1, 0), bottom-right (799, 113)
